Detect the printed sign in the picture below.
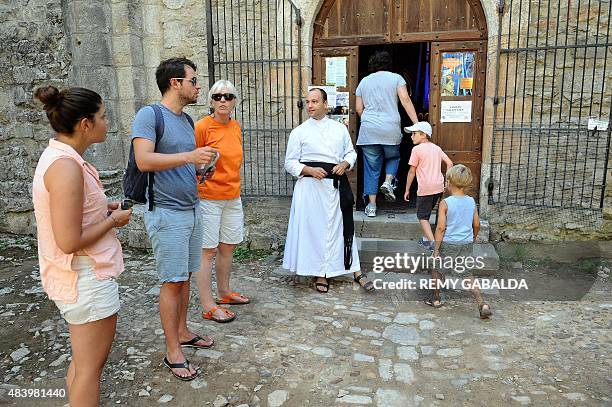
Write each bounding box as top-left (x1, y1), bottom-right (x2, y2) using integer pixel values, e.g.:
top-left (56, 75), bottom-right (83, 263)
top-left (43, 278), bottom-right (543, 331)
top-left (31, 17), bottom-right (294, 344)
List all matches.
top-left (441, 101), bottom-right (472, 123)
top-left (325, 57), bottom-right (347, 87)
top-left (588, 118), bottom-right (609, 131)
top-left (308, 85), bottom-right (337, 107)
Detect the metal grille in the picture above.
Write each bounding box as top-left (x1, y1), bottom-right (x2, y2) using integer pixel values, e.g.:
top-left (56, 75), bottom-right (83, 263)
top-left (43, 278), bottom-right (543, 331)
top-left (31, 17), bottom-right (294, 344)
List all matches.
top-left (489, 0), bottom-right (611, 223)
top-left (205, 0), bottom-right (303, 196)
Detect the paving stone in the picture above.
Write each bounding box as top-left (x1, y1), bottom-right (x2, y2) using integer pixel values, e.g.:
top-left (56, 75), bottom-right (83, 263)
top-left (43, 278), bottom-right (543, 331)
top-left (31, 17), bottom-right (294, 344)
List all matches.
top-left (393, 363), bottom-right (414, 384)
top-left (436, 348), bottom-right (463, 357)
top-left (335, 394), bottom-right (373, 404)
top-left (268, 390), bottom-right (289, 407)
top-left (397, 346), bottom-right (419, 361)
top-left (393, 313), bottom-right (418, 324)
top-left (354, 353), bottom-right (375, 363)
top-left (378, 359), bottom-right (393, 381)
top-left (311, 347), bottom-right (334, 358)
top-left (375, 388), bottom-right (409, 406)
top-left (382, 325), bottom-right (419, 346)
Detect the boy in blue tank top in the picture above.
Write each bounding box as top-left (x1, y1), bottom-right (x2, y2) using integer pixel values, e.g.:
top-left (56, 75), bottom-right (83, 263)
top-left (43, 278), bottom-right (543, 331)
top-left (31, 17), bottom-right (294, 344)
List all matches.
top-left (427, 164), bottom-right (492, 319)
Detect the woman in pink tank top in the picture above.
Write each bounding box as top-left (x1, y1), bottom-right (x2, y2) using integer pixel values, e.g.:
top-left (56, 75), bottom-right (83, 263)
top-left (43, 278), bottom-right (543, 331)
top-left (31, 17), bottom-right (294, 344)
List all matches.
top-left (32, 86), bottom-right (132, 406)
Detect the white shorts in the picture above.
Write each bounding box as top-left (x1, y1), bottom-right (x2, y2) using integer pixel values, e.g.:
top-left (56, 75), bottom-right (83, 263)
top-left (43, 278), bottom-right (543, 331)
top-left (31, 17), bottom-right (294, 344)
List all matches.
top-left (200, 197), bottom-right (244, 248)
top-left (53, 256), bottom-right (120, 325)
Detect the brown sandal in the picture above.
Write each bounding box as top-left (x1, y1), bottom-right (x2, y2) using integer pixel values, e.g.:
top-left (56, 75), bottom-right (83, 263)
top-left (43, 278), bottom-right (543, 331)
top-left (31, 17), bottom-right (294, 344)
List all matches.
top-left (202, 306), bottom-right (236, 323)
top-left (479, 303), bottom-right (492, 319)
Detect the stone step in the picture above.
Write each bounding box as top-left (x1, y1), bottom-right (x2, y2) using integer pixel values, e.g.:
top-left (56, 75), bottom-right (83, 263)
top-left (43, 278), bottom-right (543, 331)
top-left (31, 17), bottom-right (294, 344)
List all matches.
top-left (354, 211), bottom-right (490, 242)
top-left (357, 237), bottom-right (499, 275)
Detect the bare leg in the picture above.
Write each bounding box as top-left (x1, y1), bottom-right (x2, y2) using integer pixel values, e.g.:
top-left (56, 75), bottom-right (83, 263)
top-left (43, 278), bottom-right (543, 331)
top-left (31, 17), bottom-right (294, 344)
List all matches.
top-left (419, 219), bottom-right (435, 242)
top-left (368, 195), bottom-right (377, 205)
top-left (159, 281), bottom-right (196, 378)
top-left (216, 243), bottom-right (237, 299)
top-left (384, 174), bottom-right (394, 183)
top-left (464, 276), bottom-right (492, 317)
top-left (430, 269), bottom-right (444, 306)
top-left (67, 314), bottom-right (117, 407)
top-left (195, 248), bottom-right (234, 320)
top-left (178, 275), bottom-right (213, 346)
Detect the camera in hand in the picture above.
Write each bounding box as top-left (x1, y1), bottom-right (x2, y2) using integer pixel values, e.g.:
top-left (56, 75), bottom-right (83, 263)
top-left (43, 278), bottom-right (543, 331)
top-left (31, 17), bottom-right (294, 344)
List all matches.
top-left (121, 199), bottom-right (136, 210)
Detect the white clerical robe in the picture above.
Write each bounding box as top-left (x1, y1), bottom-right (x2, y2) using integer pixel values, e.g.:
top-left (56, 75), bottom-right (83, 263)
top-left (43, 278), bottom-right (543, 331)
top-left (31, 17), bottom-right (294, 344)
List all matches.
top-left (282, 116), bottom-right (360, 277)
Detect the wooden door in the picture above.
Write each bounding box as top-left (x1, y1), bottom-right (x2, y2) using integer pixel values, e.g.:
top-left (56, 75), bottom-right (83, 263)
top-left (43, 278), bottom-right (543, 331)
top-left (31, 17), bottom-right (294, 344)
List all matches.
top-left (312, 46), bottom-right (359, 191)
top-left (429, 41), bottom-right (486, 198)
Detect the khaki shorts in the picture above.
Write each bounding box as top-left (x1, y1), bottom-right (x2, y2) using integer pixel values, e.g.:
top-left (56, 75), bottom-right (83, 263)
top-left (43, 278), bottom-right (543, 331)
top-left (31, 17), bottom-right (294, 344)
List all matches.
top-left (200, 197), bottom-right (244, 248)
top-left (53, 256), bottom-right (120, 325)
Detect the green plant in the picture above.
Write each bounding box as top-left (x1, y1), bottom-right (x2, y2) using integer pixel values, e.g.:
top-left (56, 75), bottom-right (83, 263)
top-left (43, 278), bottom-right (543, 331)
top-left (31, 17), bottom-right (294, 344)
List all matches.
top-left (233, 247), bottom-right (274, 262)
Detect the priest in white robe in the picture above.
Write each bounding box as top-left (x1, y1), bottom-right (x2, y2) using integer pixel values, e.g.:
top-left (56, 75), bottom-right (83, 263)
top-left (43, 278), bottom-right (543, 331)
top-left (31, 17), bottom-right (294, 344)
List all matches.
top-left (282, 88), bottom-right (374, 293)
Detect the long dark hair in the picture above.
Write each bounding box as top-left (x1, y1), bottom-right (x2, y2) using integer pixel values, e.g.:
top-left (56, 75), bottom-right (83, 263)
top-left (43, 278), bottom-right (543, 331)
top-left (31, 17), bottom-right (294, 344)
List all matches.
top-left (34, 86), bottom-right (102, 134)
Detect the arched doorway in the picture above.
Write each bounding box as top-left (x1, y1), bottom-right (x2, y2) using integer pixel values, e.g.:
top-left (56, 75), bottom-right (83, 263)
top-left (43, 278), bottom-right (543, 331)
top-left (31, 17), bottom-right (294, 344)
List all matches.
top-left (311, 0), bottom-right (488, 210)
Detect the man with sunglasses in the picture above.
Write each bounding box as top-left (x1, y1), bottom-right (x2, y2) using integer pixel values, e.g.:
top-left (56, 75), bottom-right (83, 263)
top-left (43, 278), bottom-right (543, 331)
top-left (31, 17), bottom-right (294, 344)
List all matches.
top-left (131, 57), bottom-right (217, 381)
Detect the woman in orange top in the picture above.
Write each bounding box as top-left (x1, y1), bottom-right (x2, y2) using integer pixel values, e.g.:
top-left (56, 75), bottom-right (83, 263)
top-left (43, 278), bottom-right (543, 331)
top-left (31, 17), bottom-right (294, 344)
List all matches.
top-left (194, 80), bottom-right (248, 323)
top-left (32, 86), bottom-right (132, 405)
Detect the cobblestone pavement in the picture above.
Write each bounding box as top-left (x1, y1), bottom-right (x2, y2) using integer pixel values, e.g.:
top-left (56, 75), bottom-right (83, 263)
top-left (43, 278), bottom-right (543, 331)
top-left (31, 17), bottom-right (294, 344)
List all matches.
top-left (0, 235), bottom-right (611, 406)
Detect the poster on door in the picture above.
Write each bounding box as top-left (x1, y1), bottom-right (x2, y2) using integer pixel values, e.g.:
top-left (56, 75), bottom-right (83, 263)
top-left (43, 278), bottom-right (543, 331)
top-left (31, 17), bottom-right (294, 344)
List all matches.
top-left (441, 52), bottom-right (475, 97)
top-left (441, 101), bottom-right (472, 122)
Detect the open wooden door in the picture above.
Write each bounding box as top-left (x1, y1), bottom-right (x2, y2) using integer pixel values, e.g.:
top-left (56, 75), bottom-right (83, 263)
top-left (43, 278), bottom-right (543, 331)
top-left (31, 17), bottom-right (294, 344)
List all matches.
top-left (312, 46), bottom-right (359, 192)
top-left (430, 41), bottom-right (486, 199)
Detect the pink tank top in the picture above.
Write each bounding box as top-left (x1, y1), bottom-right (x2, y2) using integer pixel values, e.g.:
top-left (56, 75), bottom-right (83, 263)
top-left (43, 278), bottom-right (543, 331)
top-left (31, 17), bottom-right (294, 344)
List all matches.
top-left (32, 139), bottom-right (124, 303)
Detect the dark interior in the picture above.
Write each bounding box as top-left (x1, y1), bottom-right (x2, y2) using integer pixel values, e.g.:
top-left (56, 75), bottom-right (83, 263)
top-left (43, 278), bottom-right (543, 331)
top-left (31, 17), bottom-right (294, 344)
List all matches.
top-left (355, 43), bottom-right (430, 211)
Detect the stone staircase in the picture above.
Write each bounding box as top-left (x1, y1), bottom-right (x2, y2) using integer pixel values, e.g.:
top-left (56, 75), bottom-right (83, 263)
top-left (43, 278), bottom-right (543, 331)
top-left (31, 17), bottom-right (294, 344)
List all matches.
top-left (354, 211), bottom-right (499, 276)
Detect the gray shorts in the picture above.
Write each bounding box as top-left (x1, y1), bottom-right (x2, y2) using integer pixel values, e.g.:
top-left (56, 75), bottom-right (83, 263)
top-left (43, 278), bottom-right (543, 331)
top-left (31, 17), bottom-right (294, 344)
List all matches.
top-left (434, 242), bottom-right (475, 275)
top-left (144, 206), bottom-right (203, 283)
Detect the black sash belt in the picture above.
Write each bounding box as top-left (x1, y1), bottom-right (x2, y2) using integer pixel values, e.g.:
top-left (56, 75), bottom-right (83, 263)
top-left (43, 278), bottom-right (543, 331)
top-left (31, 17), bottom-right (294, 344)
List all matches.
top-left (301, 161), bottom-right (355, 271)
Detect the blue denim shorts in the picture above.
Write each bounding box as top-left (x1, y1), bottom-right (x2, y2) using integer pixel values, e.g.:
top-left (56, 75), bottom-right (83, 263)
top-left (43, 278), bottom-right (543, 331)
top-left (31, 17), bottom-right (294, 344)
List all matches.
top-left (144, 206), bottom-right (203, 283)
top-left (361, 144), bottom-right (401, 196)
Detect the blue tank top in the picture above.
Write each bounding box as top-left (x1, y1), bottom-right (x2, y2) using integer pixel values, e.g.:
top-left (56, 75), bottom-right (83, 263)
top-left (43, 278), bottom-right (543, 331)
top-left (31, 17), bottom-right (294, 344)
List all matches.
top-left (443, 195), bottom-right (476, 243)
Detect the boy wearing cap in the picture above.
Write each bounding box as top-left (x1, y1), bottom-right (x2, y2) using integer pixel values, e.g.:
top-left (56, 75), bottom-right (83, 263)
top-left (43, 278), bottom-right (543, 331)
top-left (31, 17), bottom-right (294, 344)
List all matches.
top-left (403, 122), bottom-right (453, 251)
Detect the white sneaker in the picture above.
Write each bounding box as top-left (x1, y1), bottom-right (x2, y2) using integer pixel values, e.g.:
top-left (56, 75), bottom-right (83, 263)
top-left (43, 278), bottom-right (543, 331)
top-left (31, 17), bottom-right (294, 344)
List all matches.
top-left (365, 203), bottom-right (377, 217)
top-left (380, 181), bottom-right (396, 201)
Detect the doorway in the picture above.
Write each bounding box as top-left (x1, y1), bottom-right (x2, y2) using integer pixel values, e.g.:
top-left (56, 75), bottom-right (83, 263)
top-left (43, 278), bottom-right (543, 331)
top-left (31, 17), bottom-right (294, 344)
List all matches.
top-left (356, 43), bottom-right (430, 211)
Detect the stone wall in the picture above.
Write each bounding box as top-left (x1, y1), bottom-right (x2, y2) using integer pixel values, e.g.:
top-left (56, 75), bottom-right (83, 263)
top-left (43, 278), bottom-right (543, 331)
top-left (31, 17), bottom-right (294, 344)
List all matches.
top-left (481, 0), bottom-right (612, 240)
top-left (0, 0), bottom-right (71, 234)
top-left (1, 0), bottom-right (610, 244)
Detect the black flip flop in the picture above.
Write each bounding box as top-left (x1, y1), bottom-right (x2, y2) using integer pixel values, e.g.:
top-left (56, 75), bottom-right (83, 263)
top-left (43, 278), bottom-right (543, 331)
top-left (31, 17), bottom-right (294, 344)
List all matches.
top-left (180, 335), bottom-right (214, 349)
top-left (163, 357), bottom-right (199, 381)
top-left (354, 272), bottom-right (374, 291)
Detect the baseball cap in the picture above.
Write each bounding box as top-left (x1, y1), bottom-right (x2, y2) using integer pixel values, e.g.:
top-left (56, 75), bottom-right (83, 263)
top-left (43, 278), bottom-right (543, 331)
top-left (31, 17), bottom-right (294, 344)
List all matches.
top-left (404, 121), bottom-right (432, 137)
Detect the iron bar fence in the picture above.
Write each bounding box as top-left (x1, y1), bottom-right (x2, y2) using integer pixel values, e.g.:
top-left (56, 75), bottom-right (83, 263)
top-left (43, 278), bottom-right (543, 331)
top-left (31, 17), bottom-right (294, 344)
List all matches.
top-left (489, 0), bottom-right (612, 228)
top-left (205, 0), bottom-right (303, 196)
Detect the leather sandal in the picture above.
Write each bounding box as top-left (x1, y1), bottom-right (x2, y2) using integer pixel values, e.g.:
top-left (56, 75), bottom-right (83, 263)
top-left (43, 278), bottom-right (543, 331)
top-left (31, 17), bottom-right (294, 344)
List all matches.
top-left (202, 306), bottom-right (236, 323)
top-left (353, 272), bottom-right (374, 291)
top-left (479, 303), bottom-right (492, 319)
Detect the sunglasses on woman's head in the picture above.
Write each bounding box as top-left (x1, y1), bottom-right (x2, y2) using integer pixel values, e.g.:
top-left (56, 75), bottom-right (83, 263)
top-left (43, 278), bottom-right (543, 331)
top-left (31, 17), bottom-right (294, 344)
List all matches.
top-left (211, 93), bottom-right (236, 101)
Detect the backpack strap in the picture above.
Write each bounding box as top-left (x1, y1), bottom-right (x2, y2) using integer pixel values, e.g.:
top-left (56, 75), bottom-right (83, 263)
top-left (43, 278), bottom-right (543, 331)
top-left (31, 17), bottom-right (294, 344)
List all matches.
top-left (184, 112), bottom-right (195, 129)
top-left (147, 104), bottom-right (165, 211)
top-left (146, 105), bottom-right (194, 211)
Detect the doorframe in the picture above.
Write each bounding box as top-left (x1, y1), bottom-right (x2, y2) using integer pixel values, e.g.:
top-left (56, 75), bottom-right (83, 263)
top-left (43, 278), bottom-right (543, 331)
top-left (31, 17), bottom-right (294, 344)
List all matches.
top-left (303, 0), bottom-right (499, 213)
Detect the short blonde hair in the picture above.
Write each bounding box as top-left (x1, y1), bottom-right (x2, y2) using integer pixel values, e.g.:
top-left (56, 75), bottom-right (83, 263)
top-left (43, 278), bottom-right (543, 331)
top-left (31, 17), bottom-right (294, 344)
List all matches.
top-left (446, 164), bottom-right (473, 188)
top-left (208, 79), bottom-right (240, 106)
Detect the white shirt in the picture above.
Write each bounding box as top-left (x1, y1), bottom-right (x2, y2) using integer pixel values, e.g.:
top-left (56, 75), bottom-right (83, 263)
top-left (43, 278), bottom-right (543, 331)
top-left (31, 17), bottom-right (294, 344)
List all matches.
top-left (285, 116), bottom-right (357, 177)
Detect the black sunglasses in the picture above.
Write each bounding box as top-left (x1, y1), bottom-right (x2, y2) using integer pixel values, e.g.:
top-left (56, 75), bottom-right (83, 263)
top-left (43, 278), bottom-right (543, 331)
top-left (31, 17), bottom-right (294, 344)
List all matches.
top-left (171, 77), bottom-right (198, 86)
top-left (211, 93), bottom-right (236, 101)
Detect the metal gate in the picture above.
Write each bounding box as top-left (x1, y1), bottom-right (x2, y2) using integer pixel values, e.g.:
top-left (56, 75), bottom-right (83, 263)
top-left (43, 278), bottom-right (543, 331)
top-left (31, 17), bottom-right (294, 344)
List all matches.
top-left (205, 0), bottom-right (303, 196)
top-left (489, 0), bottom-right (611, 227)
